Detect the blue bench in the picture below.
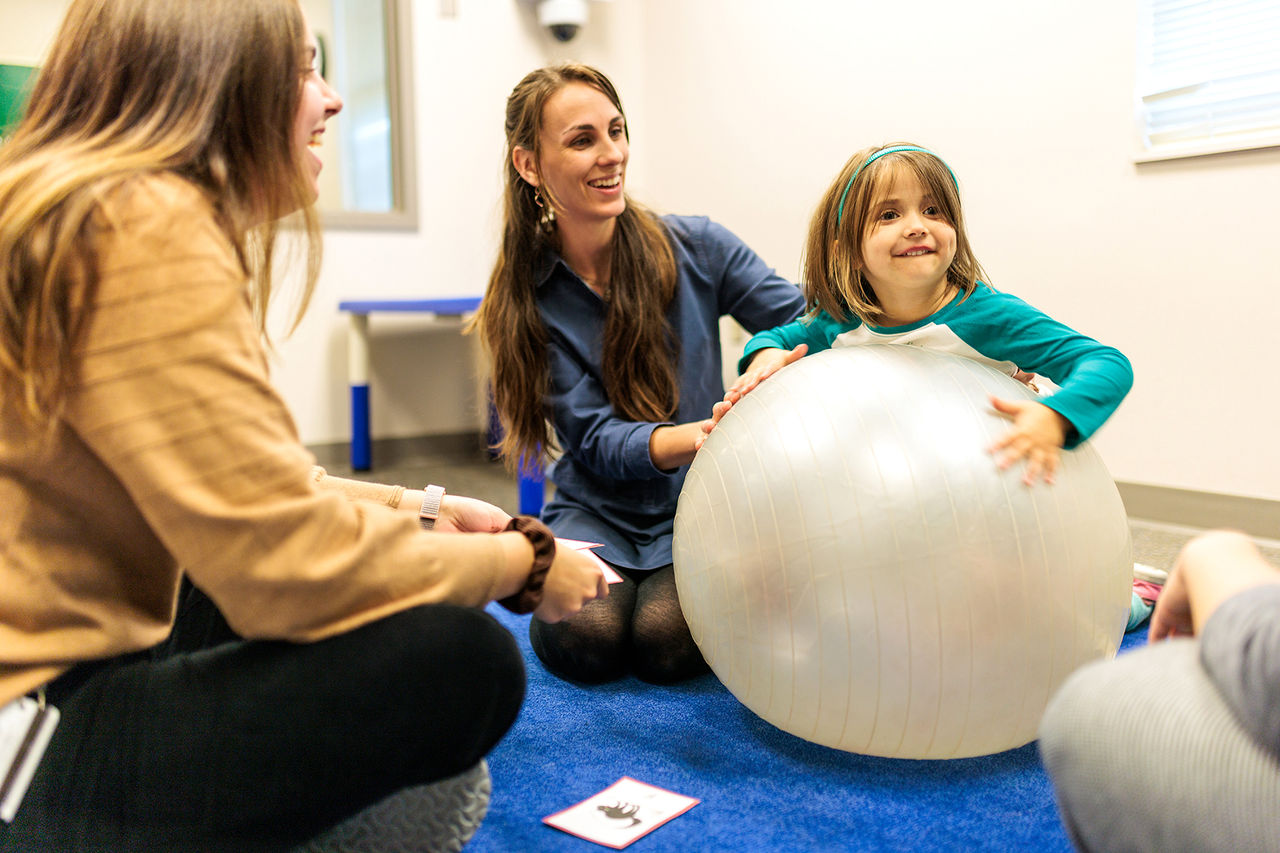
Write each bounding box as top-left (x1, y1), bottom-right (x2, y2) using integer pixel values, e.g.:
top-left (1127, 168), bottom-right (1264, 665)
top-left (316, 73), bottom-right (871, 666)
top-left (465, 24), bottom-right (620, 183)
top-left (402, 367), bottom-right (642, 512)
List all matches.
top-left (338, 297), bottom-right (544, 515)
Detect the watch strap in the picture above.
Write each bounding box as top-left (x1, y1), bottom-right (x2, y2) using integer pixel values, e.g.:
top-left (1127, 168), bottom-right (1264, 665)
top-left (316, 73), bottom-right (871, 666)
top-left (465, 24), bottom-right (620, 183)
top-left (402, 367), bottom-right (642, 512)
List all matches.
top-left (419, 484), bottom-right (445, 530)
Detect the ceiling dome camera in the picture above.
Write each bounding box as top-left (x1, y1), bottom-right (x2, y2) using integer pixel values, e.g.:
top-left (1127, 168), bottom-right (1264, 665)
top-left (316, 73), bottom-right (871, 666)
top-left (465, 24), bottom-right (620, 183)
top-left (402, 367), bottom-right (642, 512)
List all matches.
top-left (548, 22), bottom-right (580, 42)
top-left (536, 0), bottom-right (588, 43)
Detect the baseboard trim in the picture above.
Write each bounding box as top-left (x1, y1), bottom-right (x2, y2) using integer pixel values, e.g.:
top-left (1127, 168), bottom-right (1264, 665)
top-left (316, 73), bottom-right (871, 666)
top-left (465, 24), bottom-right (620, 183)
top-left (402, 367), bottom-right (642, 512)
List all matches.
top-left (309, 431), bottom-right (492, 472)
top-left (306, 436), bottom-right (1278, 539)
top-left (1117, 481), bottom-right (1280, 540)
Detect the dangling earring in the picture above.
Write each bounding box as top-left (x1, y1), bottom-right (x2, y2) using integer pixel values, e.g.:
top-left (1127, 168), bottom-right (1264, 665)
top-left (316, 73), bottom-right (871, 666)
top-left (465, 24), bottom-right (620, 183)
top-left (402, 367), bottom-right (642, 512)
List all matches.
top-left (532, 186), bottom-right (555, 228)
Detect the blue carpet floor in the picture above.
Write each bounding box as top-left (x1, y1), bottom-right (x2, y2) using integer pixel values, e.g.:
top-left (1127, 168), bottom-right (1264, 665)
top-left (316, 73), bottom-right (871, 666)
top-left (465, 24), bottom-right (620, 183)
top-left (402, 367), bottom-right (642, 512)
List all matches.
top-left (468, 605), bottom-right (1145, 852)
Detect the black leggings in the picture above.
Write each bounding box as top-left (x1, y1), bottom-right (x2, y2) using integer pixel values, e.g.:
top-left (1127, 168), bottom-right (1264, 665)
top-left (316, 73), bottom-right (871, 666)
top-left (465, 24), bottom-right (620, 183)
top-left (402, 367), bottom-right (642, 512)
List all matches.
top-left (1, 583), bottom-right (525, 852)
top-left (529, 564), bottom-right (709, 685)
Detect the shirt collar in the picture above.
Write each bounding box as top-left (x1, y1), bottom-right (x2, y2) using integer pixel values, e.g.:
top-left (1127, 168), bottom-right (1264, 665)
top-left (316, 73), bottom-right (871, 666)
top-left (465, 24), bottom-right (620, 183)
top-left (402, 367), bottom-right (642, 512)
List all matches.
top-left (533, 245), bottom-right (567, 289)
top-left (534, 244), bottom-right (598, 294)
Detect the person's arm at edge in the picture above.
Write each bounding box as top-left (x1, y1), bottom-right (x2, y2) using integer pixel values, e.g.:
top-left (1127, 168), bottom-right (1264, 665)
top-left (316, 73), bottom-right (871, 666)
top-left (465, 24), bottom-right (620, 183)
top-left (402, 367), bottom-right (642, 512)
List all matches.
top-left (1152, 530), bottom-right (1280, 755)
top-left (1149, 530), bottom-right (1280, 640)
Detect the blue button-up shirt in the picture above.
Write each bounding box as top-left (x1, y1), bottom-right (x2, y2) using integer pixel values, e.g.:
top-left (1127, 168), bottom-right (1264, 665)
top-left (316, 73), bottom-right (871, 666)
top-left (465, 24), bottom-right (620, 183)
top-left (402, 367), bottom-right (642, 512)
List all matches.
top-left (535, 214), bottom-right (806, 569)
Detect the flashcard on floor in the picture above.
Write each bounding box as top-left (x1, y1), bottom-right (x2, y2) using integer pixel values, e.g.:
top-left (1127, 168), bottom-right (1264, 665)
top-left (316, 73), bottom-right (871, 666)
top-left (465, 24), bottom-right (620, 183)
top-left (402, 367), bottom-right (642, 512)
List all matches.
top-left (556, 538), bottom-right (624, 584)
top-left (543, 777), bottom-right (698, 849)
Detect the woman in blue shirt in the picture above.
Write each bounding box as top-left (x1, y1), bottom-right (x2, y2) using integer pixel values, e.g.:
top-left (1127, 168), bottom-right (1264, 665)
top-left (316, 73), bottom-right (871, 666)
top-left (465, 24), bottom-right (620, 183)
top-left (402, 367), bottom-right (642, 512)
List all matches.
top-left (473, 64), bottom-right (805, 684)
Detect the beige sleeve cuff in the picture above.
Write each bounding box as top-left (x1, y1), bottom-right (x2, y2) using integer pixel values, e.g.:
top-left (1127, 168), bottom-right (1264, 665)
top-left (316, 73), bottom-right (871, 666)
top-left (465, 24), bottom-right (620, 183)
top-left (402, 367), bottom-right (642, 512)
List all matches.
top-left (312, 467), bottom-right (405, 509)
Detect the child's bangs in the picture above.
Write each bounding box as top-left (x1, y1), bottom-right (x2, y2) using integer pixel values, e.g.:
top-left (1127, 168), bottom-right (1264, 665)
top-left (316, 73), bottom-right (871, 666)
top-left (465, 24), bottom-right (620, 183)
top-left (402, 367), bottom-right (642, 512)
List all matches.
top-left (862, 155), bottom-right (959, 226)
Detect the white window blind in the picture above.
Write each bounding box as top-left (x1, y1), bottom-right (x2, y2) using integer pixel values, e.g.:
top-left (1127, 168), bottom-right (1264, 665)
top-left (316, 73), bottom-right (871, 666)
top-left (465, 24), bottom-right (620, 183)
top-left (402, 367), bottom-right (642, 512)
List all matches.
top-left (1137, 0), bottom-right (1280, 157)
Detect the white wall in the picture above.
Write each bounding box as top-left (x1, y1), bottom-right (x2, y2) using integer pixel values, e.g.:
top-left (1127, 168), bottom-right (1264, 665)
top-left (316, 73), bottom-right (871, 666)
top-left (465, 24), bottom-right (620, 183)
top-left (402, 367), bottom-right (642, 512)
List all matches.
top-left (0, 2), bottom-right (54, 64)
top-left (632, 0), bottom-right (1280, 503)
top-left (3, 0), bottom-right (1278, 503)
top-left (269, 0), bottom-right (650, 445)
top-left (0, 0), bottom-right (644, 446)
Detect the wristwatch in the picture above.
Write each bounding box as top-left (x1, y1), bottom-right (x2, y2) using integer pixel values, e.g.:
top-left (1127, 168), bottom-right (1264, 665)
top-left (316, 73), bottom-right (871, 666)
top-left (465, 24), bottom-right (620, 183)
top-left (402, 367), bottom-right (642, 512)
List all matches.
top-left (419, 484), bottom-right (445, 530)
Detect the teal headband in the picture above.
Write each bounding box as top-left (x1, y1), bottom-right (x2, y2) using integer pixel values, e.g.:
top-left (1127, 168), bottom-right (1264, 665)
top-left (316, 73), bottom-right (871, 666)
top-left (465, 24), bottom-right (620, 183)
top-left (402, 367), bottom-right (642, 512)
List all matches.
top-left (835, 145), bottom-right (959, 226)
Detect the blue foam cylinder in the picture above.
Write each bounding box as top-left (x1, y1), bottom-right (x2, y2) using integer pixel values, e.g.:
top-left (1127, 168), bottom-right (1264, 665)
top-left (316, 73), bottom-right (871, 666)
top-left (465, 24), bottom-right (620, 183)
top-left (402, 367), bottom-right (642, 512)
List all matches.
top-left (350, 384), bottom-right (371, 470)
top-left (518, 464), bottom-right (545, 516)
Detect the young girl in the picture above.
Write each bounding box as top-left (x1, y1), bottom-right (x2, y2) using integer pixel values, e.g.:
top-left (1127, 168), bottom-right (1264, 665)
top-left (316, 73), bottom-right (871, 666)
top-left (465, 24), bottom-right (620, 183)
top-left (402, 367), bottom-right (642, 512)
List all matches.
top-left (708, 142), bottom-right (1133, 486)
top-left (704, 142), bottom-right (1154, 627)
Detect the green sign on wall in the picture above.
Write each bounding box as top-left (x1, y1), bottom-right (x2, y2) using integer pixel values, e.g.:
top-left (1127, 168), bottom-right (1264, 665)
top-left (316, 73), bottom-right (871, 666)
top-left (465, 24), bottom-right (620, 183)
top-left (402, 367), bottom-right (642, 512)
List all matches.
top-left (0, 64), bottom-right (37, 140)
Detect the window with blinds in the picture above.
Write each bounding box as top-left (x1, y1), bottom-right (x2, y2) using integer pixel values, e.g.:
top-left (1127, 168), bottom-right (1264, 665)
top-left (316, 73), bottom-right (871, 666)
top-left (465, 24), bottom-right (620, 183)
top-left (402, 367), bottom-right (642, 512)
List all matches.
top-left (1137, 0), bottom-right (1280, 160)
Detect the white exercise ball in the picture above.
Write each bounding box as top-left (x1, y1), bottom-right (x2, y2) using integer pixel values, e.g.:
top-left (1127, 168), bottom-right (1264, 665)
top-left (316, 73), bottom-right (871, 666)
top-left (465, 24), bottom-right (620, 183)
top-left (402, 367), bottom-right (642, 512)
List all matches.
top-left (674, 345), bottom-right (1131, 759)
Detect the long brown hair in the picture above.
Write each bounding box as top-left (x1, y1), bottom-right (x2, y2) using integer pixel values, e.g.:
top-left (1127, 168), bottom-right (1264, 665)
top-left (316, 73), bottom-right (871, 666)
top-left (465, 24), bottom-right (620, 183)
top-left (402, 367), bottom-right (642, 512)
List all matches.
top-left (802, 143), bottom-right (987, 325)
top-left (0, 0), bottom-right (322, 428)
top-left (472, 64), bottom-right (677, 473)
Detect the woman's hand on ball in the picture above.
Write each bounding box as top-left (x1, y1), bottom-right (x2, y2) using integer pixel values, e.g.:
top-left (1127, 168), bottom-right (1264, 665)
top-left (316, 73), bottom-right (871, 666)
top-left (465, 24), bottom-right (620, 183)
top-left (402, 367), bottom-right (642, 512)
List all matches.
top-left (699, 345), bottom-right (809, 450)
top-left (987, 397), bottom-right (1069, 485)
top-left (535, 547), bottom-right (610, 624)
top-left (695, 399), bottom-right (735, 449)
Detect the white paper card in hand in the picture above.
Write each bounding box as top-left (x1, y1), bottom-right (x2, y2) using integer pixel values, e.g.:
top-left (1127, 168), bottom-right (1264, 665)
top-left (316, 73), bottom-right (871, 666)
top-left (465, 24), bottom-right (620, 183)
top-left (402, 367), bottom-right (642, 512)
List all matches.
top-left (543, 776), bottom-right (698, 849)
top-left (556, 538), bottom-right (624, 584)
top-left (0, 695), bottom-right (59, 823)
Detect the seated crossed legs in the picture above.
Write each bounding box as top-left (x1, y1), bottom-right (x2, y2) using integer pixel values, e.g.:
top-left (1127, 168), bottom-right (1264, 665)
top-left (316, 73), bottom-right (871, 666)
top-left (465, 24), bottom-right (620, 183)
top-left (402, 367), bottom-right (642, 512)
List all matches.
top-left (530, 566), bottom-right (708, 685)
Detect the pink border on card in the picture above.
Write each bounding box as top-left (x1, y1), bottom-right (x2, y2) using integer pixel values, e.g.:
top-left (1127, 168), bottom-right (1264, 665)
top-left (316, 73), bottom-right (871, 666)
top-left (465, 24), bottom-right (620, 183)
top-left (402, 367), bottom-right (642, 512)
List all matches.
top-left (556, 538), bottom-right (624, 584)
top-left (542, 777), bottom-right (700, 849)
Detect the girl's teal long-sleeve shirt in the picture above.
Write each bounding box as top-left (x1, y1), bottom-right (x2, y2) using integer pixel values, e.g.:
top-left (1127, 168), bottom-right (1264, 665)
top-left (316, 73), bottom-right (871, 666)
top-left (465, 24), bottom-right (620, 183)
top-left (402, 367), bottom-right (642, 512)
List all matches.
top-left (740, 283), bottom-right (1133, 447)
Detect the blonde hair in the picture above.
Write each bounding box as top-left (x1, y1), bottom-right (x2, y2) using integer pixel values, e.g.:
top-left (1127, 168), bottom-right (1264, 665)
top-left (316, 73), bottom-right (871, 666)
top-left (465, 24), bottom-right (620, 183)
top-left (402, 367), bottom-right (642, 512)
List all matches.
top-left (0, 0), bottom-right (322, 427)
top-left (472, 64), bottom-right (678, 474)
top-left (802, 143), bottom-right (986, 325)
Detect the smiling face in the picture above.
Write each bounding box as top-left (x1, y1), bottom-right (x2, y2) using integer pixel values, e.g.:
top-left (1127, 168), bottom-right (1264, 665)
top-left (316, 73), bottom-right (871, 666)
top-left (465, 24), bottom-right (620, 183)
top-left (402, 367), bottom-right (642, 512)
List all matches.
top-left (292, 17), bottom-right (343, 201)
top-left (515, 81), bottom-right (628, 229)
top-left (857, 166), bottom-right (958, 312)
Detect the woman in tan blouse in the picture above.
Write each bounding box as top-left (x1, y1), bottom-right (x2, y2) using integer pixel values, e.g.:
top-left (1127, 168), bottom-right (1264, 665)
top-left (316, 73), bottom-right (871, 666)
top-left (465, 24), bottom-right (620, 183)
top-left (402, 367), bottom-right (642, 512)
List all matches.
top-left (0, 1), bottom-right (606, 849)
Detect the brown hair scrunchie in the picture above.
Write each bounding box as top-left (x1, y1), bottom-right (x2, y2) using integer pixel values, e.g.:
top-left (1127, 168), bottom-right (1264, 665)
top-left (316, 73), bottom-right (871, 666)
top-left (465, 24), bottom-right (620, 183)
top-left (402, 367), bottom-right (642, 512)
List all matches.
top-left (498, 515), bottom-right (556, 614)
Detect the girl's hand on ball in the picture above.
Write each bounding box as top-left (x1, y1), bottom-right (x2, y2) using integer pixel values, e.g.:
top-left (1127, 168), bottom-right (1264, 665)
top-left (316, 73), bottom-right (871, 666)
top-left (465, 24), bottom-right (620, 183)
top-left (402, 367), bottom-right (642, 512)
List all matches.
top-left (726, 344), bottom-right (807, 398)
top-left (987, 397), bottom-right (1069, 485)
